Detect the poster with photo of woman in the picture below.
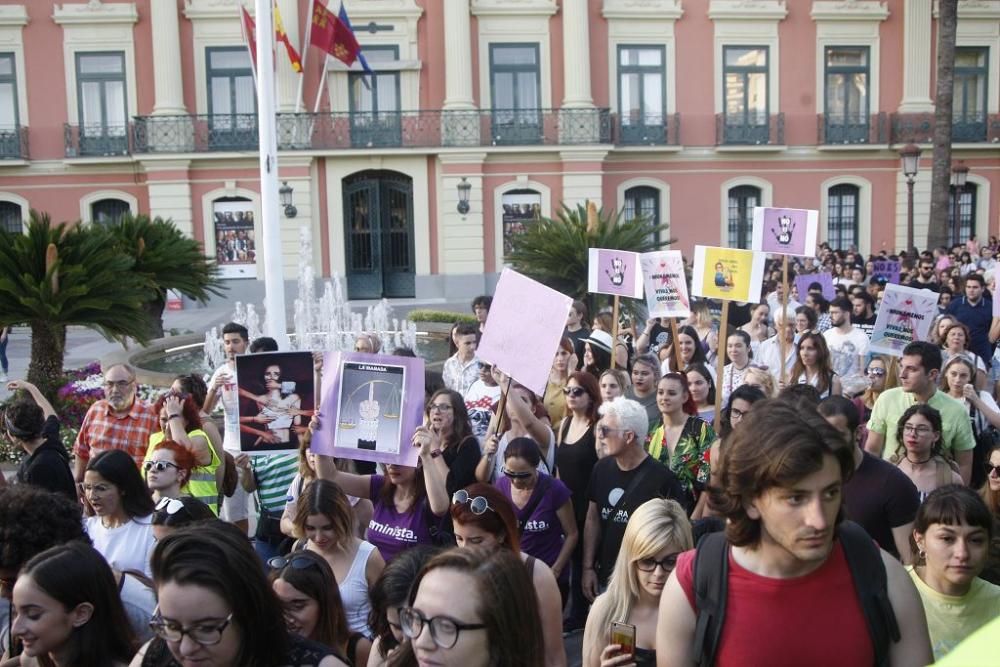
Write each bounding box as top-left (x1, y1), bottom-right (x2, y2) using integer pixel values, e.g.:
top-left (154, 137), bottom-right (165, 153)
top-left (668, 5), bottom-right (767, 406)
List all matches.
top-left (213, 199), bottom-right (257, 279)
top-left (234, 351), bottom-right (315, 455)
top-left (501, 191), bottom-right (542, 257)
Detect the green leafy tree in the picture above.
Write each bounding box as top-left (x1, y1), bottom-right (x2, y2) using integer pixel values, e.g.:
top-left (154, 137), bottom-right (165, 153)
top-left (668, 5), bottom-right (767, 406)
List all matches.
top-left (506, 201), bottom-right (671, 320)
top-left (0, 212), bottom-right (152, 398)
top-left (98, 213), bottom-right (226, 338)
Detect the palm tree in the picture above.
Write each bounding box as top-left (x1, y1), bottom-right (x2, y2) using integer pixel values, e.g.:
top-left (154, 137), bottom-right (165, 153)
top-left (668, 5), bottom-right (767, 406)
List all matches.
top-left (0, 212), bottom-right (152, 398)
top-left (506, 201), bottom-right (670, 319)
top-left (98, 213), bottom-right (226, 338)
top-left (927, 0), bottom-right (958, 250)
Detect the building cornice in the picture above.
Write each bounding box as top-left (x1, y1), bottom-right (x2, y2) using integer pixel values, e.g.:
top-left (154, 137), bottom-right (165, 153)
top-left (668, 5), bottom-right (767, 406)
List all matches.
top-left (0, 5), bottom-right (28, 27)
top-left (53, 1), bottom-right (138, 25)
top-left (602, 0), bottom-right (684, 21)
top-left (811, 1), bottom-right (889, 22)
top-left (471, 0), bottom-right (558, 18)
top-left (708, 0), bottom-right (788, 21)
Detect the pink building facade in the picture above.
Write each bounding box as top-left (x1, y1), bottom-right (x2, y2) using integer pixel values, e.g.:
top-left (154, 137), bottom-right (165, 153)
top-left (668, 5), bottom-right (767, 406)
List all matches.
top-left (0, 0), bottom-right (998, 301)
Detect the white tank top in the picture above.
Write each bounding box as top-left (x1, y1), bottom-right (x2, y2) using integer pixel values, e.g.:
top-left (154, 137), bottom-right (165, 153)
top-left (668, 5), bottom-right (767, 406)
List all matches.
top-left (340, 541), bottom-right (375, 637)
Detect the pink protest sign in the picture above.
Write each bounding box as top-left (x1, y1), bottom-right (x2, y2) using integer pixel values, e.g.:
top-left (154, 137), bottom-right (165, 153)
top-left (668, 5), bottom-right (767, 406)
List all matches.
top-left (588, 248), bottom-right (644, 298)
top-left (640, 250), bottom-right (690, 318)
top-left (751, 207), bottom-right (819, 257)
top-left (868, 283), bottom-right (938, 357)
top-left (478, 268), bottom-right (573, 396)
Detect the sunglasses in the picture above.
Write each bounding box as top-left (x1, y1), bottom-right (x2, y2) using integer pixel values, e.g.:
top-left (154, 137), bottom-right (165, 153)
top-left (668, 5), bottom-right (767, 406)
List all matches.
top-left (154, 497), bottom-right (186, 515)
top-left (597, 425), bottom-right (627, 438)
top-left (866, 368), bottom-right (886, 377)
top-left (501, 467), bottom-right (533, 480)
top-left (144, 460), bottom-right (180, 473)
top-left (267, 555), bottom-right (322, 572)
top-left (562, 386), bottom-right (587, 398)
top-left (452, 489), bottom-right (494, 515)
top-left (985, 463), bottom-right (1000, 476)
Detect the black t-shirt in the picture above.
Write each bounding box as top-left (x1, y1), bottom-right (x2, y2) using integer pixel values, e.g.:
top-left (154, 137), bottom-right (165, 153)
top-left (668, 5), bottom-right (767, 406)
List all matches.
top-left (842, 452), bottom-right (920, 559)
top-left (586, 455), bottom-right (687, 583)
top-left (647, 322), bottom-right (672, 352)
top-left (443, 435), bottom-right (481, 497)
top-left (565, 327), bottom-right (591, 370)
top-left (905, 279), bottom-right (940, 293)
top-left (727, 302), bottom-right (753, 330)
top-left (15, 416), bottom-right (76, 500)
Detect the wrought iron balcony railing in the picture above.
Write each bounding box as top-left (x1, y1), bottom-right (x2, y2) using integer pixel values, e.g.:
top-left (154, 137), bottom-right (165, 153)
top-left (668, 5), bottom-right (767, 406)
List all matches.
top-left (715, 112), bottom-right (784, 146)
top-left (64, 123), bottom-right (131, 157)
top-left (890, 112), bottom-right (1000, 144)
top-left (0, 125), bottom-right (28, 159)
top-left (132, 108), bottom-right (613, 153)
top-left (818, 112), bottom-right (887, 145)
top-left (613, 112), bottom-right (680, 146)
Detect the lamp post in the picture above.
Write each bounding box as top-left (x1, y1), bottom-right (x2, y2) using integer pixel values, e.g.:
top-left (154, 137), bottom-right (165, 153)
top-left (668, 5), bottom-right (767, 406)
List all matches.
top-left (456, 177), bottom-right (471, 215)
top-left (899, 143), bottom-right (921, 253)
top-left (950, 161), bottom-right (969, 246)
top-left (279, 181), bottom-right (297, 218)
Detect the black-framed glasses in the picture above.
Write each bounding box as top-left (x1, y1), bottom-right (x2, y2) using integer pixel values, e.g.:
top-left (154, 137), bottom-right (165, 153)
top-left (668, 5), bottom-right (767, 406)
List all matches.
top-left (267, 555), bottom-right (322, 572)
top-left (903, 424), bottom-right (934, 437)
top-left (154, 497), bottom-right (185, 515)
top-left (452, 489), bottom-right (493, 515)
top-left (501, 467), bottom-right (532, 480)
top-left (144, 460), bottom-right (180, 473)
top-left (103, 379), bottom-right (134, 390)
top-left (563, 386), bottom-right (586, 398)
top-left (149, 610), bottom-right (233, 646)
top-left (985, 463), bottom-right (1000, 476)
top-left (635, 553), bottom-right (680, 573)
top-left (398, 606), bottom-right (485, 649)
top-left (429, 403), bottom-right (453, 413)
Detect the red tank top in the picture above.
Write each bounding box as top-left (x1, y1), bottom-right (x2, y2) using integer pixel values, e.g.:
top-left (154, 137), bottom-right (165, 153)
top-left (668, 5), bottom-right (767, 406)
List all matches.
top-left (676, 541), bottom-right (874, 667)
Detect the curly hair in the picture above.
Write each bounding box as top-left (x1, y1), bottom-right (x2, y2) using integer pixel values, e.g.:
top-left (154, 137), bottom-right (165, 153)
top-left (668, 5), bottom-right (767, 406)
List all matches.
top-left (0, 485), bottom-right (90, 571)
top-left (152, 393), bottom-right (203, 432)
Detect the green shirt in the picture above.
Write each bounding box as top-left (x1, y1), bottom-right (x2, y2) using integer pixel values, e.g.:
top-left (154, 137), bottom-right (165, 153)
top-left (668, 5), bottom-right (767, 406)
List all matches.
top-left (251, 454), bottom-right (298, 512)
top-left (907, 566), bottom-right (1000, 661)
top-left (868, 388), bottom-right (975, 461)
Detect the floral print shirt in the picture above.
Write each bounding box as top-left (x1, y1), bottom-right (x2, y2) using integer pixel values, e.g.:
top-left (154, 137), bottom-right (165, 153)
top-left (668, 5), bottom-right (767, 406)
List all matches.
top-left (645, 415), bottom-right (715, 501)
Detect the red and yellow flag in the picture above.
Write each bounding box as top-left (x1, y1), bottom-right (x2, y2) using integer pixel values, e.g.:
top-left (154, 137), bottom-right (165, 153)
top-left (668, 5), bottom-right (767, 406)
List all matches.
top-left (273, 2), bottom-right (302, 72)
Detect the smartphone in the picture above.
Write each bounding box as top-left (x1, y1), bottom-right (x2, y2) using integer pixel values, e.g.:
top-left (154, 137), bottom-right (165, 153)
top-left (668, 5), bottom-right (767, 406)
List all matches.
top-left (610, 621), bottom-right (636, 656)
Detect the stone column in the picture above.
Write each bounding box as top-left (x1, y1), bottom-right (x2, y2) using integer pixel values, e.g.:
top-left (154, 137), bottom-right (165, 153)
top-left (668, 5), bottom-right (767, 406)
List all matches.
top-left (443, 0), bottom-right (477, 146)
top-left (150, 0), bottom-right (186, 115)
top-left (561, 0), bottom-right (593, 108)
top-left (898, 0), bottom-right (933, 112)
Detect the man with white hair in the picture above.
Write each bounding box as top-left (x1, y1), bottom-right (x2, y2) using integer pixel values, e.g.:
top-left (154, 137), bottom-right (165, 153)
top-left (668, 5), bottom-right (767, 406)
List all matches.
top-left (757, 312), bottom-right (797, 383)
top-left (581, 397), bottom-right (687, 598)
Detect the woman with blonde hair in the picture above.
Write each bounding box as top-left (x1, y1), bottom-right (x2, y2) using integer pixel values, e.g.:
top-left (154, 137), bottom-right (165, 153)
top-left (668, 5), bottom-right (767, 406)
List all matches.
top-left (582, 498), bottom-right (693, 667)
top-left (741, 366), bottom-right (776, 398)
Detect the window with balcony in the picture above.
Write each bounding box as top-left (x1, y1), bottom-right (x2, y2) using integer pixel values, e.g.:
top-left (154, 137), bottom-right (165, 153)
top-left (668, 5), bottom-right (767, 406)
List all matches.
top-left (91, 198), bottom-right (130, 225)
top-left (824, 47), bottom-right (869, 144)
top-left (207, 47), bottom-right (257, 150)
top-left (948, 184), bottom-right (977, 244)
top-left (618, 46), bottom-right (665, 145)
top-left (489, 44), bottom-right (541, 145)
top-left (0, 54), bottom-right (21, 159)
top-left (727, 185), bottom-right (760, 249)
top-left (723, 46), bottom-right (769, 144)
top-left (349, 46), bottom-right (401, 148)
top-left (827, 184), bottom-right (859, 251)
top-left (953, 47), bottom-right (988, 142)
top-left (0, 201), bottom-right (23, 233)
top-left (76, 52), bottom-right (128, 156)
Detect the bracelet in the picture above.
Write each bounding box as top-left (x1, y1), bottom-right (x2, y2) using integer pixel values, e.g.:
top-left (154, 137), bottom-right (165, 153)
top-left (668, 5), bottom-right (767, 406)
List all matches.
top-left (429, 449), bottom-right (443, 459)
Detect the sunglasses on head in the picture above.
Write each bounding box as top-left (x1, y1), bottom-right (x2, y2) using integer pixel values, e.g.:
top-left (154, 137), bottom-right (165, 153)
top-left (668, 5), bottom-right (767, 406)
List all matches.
top-left (154, 497), bottom-right (186, 515)
top-left (563, 386), bottom-right (586, 398)
top-left (267, 555), bottom-right (322, 572)
top-left (452, 489), bottom-right (494, 515)
top-left (144, 460), bottom-right (180, 473)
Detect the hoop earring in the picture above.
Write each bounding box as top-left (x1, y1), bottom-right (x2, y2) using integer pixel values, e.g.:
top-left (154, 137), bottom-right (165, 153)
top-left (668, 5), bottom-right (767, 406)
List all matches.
top-left (918, 548), bottom-right (926, 561)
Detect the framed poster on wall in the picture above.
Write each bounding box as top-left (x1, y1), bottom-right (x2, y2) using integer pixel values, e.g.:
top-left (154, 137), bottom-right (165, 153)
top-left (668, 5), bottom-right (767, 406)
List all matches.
top-left (501, 190), bottom-right (542, 257)
top-left (213, 199), bottom-right (257, 279)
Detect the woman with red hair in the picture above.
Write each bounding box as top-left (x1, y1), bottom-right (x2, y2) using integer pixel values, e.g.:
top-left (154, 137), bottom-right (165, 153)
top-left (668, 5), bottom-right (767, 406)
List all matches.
top-left (144, 392), bottom-right (220, 513)
top-left (451, 483), bottom-right (567, 667)
top-left (144, 439), bottom-right (197, 504)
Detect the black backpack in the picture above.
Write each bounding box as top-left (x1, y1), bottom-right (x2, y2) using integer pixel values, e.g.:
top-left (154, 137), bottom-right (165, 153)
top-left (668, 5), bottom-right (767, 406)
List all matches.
top-left (691, 520), bottom-right (900, 667)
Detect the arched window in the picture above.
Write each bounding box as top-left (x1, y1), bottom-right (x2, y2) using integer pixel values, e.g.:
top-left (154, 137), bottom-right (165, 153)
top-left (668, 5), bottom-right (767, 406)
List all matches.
top-left (90, 198), bottom-right (130, 225)
top-left (727, 185), bottom-right (760, 249)
top-left (948, 183), bottom-right (977, 245)
top-left (624, 185), bottom-right (661, 245)
top-left (827, 184), bottom-right (859, 251)
top-left (0, 201), bottom-right (23, 233)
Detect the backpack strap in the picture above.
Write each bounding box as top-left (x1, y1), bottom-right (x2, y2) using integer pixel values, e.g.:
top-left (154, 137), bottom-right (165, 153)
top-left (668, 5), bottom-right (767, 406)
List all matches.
top-left (838, 521), bottom-right (900, 667)
top-left (692, 531), bottom-right (729, 667)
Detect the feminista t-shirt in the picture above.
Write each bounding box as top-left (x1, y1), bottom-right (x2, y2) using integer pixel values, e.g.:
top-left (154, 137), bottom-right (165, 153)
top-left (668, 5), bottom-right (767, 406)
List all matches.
top-left (497, 474), bottom-right (572, 581)
top-left (367, 474), bottom-right (437, 562)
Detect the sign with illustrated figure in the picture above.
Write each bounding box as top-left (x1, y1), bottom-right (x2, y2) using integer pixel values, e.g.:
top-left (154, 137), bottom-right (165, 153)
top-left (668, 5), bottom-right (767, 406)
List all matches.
top-left (234, 351), bottom-right (315, 455)
top-left (477, 268), bottom-right (573, 396)
top-left (640, 250), bottom-right (691, 318)
top-left (751, 206), bottom-right (819, 257)
top-left (690, 246), bottom-right (766, 303)
top-left (588, 248), bottom-right (644, 298)
top-left (868, 283), bottom-right (938, 357)
top-left (313, 352), bottom-right (425, 466)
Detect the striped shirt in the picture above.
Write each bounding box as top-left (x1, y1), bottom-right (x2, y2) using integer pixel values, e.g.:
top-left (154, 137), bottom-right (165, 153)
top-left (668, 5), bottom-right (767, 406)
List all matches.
top-left (251, 454), bottom-right (298, 512)
top-left (73, 400), bottom-right (158, 467)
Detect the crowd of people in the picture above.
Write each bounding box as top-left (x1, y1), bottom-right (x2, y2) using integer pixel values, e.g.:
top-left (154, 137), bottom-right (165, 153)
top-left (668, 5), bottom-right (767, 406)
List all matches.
top-left (0, 239), bottom-right (999, 665)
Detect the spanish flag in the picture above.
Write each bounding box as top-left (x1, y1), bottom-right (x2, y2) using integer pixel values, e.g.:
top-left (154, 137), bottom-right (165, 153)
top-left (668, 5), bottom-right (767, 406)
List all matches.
top-left (274, 1), bottom-right (302, 73)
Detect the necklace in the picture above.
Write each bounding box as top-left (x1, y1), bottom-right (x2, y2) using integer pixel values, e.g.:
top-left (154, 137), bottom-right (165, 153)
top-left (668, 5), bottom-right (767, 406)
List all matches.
top-left (905, 452), bottom-right (933, 465)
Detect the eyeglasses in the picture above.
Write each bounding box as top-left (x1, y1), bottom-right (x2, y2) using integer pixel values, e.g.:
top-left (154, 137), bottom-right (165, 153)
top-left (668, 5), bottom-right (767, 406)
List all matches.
top-left (501, 467), bottom-right (533, 480)
top-left (729, 407), bottom-right (747, 421)
top-left (563, 386), bottom-right (587, 398)
top-left (635, 553), bottom-right (680, 573)
top-left (866, 368), bottom-right (886, 377)
top-left (154, 497), bottom-right (186, 515)
top-left (452, 489), bottom-right (494, 515)
top-left (103, 380), bottom-right (133, 390)
top-left (398, 606), bottom-right (485, 650)
top-left (903, 424), bottom-right (935, 436)
top-left (984, 463), bottom-right (1000, 476)
top-left (149, 610), bottom-right (233, 646)
top-left (267, 555), bottom-right (322, 572)
top-left (429, 403), bottom-right (453, 413)
top-left (144, 460), bottom-right (180, 473)
top-left (597, 425), bottom-right (627, 438)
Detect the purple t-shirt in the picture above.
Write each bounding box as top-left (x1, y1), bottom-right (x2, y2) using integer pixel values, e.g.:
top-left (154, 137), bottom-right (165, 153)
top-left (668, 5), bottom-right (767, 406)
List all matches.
top-left (367, 475), bottom-right (437, 562)
top-left (497, 474), bottom-right (572, 581)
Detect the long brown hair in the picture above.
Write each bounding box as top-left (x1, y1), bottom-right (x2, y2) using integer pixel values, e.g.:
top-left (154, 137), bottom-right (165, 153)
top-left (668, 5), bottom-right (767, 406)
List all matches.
top-left (980, 442), bottom-right (1000, 517)
top-left (789, 331), bottom-right (834, 394)
top-left (293, 479), bottom-right (354, 550)
top-left (426, 389), bottom-right (475, 450)
top-left (269, 550), bottom-right (350, 651)
top-left (566, 370), bottom-right (601, 423)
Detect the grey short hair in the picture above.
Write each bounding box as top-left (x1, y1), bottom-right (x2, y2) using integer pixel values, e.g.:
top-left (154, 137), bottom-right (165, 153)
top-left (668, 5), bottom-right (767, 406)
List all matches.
top-left (598, 397), bottom-right (649, 441)
top-left (104, 363), bottom-right (136, 381)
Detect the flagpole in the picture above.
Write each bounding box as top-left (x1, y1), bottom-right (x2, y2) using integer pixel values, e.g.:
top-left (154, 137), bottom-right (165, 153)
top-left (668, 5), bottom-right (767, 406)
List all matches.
top-left (295, 0), bottom-right (317, 113)
top-left (255, 0), bottom-right (289, 347)
top-left (313, 54), bottom-right (331, 114)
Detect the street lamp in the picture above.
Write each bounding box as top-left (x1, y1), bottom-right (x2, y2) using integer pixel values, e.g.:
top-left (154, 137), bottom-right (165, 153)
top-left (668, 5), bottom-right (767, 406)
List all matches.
top-left (899, 143), bottom-right (921, 253)
top-left (950, 161), bottom-right (969, 246)
top-left (456, 177), bottom-right (471, 215)
top-left (279, 181), bottom-right (297, 218)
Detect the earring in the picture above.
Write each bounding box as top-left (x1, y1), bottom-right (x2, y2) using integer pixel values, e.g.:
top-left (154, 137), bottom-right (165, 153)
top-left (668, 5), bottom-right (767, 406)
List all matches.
top-left (917, 547), bottom-right (926, 560)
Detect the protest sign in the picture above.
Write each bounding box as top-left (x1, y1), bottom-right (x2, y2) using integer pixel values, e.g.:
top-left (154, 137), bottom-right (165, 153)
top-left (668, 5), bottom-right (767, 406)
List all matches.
top-left (312, 352), bottom-right (425, 466)
top-left (235, 351), bottom-right (315, 455)
top-left (477, 268), bottom-right (572, 396)
top-left (588, 248), bottom-right (644, 298)
top-left (795, 272), bottom-right (835, 302)
top-left (640, 250), bottom-right (690, 318)
top-left (751, 207), bottom-right (819, 257)
top-left (691, 246), bottom-right (766, 304)
top-left (868, 283), bottom-right (938, 356)
top-left (872, 260), bottom-right (901, 283)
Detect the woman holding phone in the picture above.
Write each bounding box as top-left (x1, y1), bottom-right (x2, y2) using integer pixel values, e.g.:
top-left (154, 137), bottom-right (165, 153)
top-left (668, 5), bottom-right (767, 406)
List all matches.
top-left (582, 498), bottom-right (693, 667)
